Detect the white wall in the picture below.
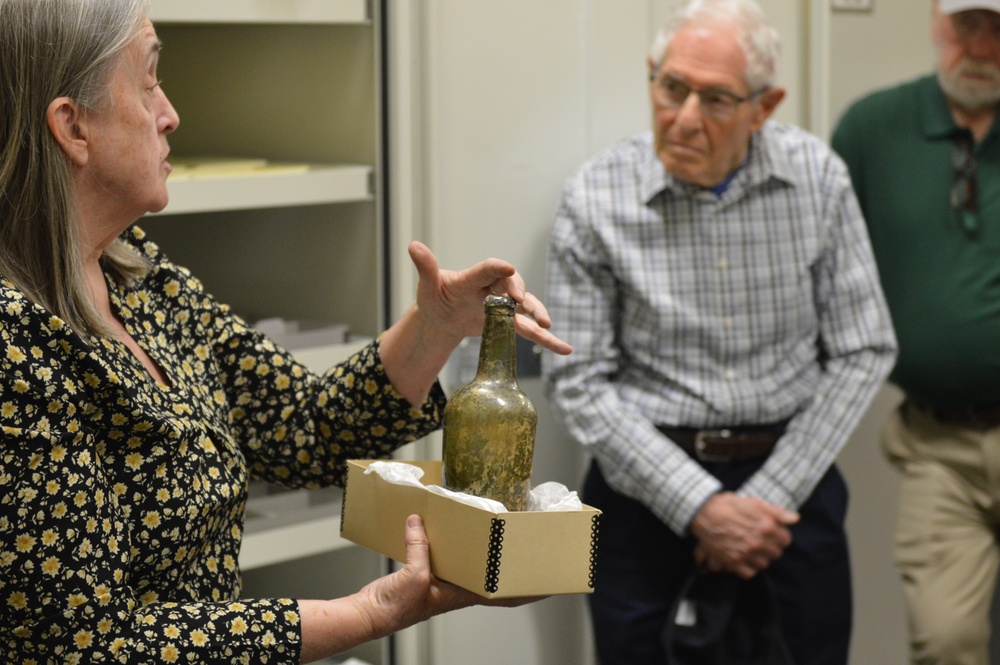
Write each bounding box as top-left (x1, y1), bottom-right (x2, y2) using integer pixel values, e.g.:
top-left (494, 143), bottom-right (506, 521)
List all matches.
top-left (391, 6), bottom-right (651, 661)
top-left (389, 0), bottom-right (806, 309)
top-left (828, 3), bottom-right (934, 131)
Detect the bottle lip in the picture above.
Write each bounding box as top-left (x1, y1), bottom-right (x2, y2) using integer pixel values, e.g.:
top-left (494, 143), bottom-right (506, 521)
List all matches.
top-left (484, 294), bottom-right (516, 311)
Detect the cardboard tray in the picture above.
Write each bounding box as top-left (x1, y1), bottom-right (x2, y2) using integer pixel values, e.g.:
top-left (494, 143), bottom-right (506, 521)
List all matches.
top-left (341, 459), bottom-right (602, 598)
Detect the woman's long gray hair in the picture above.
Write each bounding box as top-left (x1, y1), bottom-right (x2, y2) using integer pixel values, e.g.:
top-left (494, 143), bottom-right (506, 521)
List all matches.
top-left (0, 0), bottom-right (151, 337)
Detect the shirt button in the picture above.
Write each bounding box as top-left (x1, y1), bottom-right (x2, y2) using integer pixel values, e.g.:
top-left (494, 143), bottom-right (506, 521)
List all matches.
top-left (718, 258), bottom-right (729, 270)
top-left (724, 369), bottom-right (736, 381)
top-left (723, 317), bottom-right (734, 328)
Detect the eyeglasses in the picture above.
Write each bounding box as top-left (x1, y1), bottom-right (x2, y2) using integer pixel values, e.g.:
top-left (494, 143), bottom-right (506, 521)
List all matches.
top-left (950, 132), bottom-right (978, 235)
top-left (650, 74), bottom-right (766, 121)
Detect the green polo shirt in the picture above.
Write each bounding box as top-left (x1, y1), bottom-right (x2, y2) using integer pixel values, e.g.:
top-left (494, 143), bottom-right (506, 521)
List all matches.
top-left (832, 75), bottom-right (1000, 408)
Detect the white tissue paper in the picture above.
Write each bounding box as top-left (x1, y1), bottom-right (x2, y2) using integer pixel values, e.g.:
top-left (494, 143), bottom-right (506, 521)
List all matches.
top-left (366, 461), bottom-right (507, 511)
top-left (527, 481), bottom-right (584, 511)
top-left (366, 460), bottom-right (426, 487)
top-left (364, 461), bottom-right (583, 512)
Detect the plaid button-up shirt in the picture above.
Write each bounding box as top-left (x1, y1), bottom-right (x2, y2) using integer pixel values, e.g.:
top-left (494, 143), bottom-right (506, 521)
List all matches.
top-left (542, 123), bottom-right (897, 534)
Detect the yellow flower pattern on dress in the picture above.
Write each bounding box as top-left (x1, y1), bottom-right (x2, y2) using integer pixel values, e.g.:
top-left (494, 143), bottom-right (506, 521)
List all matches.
top-left (0, 227), bottom-right (445, 663)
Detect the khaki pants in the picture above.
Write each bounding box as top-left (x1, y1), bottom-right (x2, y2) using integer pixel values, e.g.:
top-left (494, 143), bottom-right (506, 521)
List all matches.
top-left (883, 402), bottom-right (1000, 665)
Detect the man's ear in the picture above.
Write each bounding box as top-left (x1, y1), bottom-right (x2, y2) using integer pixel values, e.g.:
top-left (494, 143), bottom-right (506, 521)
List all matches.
top-left (749, 86), bottom-right (786, 132)
top-left (46, 97), bottom-right (89, 167)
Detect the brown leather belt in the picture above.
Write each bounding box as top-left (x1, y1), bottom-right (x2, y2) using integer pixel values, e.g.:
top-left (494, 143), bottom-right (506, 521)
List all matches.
top-left (656, 422), bottom-right (787, 463)
top-left (916, 401), bottom-right (1000, 430)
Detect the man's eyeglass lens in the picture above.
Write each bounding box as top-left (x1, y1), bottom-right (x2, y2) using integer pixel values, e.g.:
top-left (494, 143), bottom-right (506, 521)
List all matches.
top-left (653, 76), bottom-right (758, 121)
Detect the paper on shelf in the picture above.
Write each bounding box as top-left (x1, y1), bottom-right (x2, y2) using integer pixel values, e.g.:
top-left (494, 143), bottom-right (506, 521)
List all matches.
top-left (167, 156), bottom-right (312, 180)
top-left (172, 156), bottom-right (269, 171)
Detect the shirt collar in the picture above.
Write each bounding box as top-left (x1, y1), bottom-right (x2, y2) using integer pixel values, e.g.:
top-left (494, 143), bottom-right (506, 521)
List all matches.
top-left (920, 75), bottom-right (966, 141)
top-left (919, 74), bottom-right (1000, 142)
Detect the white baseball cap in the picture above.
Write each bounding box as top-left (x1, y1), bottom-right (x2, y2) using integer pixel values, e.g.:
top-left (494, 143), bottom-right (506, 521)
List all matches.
top-left (940, 0), bottom-right (1000, 14)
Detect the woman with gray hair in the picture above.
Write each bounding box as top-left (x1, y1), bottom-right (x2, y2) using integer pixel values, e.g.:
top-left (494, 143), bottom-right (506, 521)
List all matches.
top-left (0, 1), bottom-right (569, 662)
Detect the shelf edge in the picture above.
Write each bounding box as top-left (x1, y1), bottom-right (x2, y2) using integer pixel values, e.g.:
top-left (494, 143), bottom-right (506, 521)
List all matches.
top-left (149, 165), bottom-right (373, 216)
top-left (240, 515), bottom-right (351, 570)
top-left (149, 0), bottom-right (370, 25)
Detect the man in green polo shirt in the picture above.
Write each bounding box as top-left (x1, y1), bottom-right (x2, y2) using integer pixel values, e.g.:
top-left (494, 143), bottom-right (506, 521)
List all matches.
top-left (832, 1), bottom-right (1000, 663)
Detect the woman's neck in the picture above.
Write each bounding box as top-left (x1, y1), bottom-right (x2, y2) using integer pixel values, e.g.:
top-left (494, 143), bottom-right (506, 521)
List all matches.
top-left (84, 253), bottom-right (169, 386)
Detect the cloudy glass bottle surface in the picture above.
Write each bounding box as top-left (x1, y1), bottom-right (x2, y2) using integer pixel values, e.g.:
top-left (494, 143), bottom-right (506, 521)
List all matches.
top-left (442, 295), bottom-right (536, 511)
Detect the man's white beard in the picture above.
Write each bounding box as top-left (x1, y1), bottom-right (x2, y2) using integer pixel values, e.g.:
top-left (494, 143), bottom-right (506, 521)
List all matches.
top-left (939, 59), bottom-right (1000, 112)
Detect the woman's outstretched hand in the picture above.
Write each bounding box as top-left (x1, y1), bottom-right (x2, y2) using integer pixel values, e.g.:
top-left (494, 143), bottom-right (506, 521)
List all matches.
top-left (379, 241), bottom-right (571, 405)
top-left (407, 240), bottom-right (572, 356)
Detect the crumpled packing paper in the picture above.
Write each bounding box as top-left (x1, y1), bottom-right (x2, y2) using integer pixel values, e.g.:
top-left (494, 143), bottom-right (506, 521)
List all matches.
top-left (365, 461), bottom-right (583, 512)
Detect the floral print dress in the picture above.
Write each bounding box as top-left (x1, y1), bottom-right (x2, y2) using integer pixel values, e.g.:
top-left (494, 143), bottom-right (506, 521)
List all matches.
top-left (0, 227), bottom-right (445, 663)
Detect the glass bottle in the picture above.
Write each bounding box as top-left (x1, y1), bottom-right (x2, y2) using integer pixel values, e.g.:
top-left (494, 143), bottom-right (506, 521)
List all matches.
top-left (442, 295), bottom-right (536, 511)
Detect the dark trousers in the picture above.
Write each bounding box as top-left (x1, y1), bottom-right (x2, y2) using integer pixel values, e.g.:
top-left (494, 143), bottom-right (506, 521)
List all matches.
top-left (584, 458), bottom-right (852, 665)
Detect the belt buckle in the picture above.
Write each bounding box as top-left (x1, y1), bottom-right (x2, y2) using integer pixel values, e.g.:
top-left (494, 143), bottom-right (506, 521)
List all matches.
top-left (694, 428), bottom-right (733, 463)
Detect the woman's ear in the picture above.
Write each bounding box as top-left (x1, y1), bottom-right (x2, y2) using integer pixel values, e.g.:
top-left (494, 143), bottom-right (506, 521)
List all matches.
top-left (46, 97), bottom-right (89, 167)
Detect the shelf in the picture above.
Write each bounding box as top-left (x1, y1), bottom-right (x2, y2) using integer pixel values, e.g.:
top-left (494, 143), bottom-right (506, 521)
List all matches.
top-left (150, 164), bottom-right (372, 216)
top-left (241, 486), bottom-right (351, 570)
top-left (149, 0), bottom-right (370, 25)
top-left (237, 339), bottom-right (374, 570)
top-left (146, 4), bottom-right (388, 661)
top-left (292, 338), bottom-right (373, 374)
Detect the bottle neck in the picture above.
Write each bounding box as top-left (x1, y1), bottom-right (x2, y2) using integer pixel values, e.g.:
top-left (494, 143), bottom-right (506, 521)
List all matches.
top-left (476, 308), bottom-right (517, 382)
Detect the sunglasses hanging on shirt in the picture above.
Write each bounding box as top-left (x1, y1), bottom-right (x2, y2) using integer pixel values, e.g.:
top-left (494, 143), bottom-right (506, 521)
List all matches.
top-left (950, 132), bottom-right (978, 236)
